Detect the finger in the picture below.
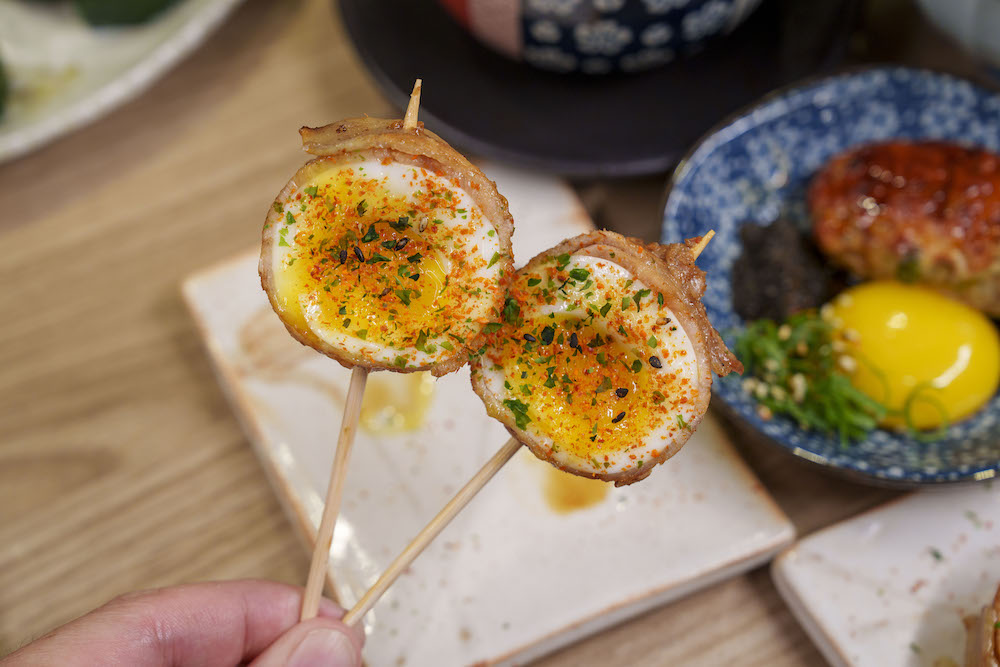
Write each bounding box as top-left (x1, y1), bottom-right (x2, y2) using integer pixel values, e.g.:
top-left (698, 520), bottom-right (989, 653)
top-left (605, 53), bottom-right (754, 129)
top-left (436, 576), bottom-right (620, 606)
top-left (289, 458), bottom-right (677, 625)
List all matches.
top-left (249, 617), bottom-right (362, 667)
top-left (1, 579), bottom-right (353, 667)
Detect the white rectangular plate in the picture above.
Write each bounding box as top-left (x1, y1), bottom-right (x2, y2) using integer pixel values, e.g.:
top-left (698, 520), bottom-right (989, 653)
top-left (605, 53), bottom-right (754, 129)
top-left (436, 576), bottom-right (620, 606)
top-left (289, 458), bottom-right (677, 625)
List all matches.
top-left (773, 485), bottom-right (1000, 667)
top-left (183, 163), bottom-right (795, 666)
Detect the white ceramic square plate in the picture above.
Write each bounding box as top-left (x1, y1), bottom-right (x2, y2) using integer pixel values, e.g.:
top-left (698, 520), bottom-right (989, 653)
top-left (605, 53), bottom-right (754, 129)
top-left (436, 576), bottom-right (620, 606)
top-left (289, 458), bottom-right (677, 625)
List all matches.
top-left (183, 163), bottom-right (795, 666)
top-left (773, 485), bottom-right (1000, 667)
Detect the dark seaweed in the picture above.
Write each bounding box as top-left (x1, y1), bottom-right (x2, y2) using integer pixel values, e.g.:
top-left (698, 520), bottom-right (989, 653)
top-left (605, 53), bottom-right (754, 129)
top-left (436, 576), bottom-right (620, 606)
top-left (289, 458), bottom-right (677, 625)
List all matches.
top-left (732, 218), bottom-right (845, 321)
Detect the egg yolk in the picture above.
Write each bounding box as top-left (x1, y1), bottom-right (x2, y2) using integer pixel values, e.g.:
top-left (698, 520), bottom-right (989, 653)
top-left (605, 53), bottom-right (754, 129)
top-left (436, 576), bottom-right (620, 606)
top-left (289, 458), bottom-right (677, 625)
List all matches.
top-left (271, 160), bottom-right (504, 367)
top-left (474, 253), bottom-right (700, 473)
top-left (499, 315), bottom-right (652, 457)
top-left (831, 281), bottom-right (1000, 430)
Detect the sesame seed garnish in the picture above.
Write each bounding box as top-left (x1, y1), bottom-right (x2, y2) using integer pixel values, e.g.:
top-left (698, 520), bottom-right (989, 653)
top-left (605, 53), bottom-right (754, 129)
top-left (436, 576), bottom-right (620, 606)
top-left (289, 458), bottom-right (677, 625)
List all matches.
top-left (615, 388), bottom-right (628, 398)
top-left (354, 246), bottom-right (364, 262)
top-left (395, 238), bottom-right (409, 251)
top-left (339, 249), bottom-right (347, 264)
top-left (569, 333), bottom-right (579, 349)
top-left (379, 287), bottom-right (392, 297)
top-left (649, 356), bottom-right (662, 368)
top-left (523, 334), bottom-right (537, 342)
top-left (612, 411), bottom-right (625, 423)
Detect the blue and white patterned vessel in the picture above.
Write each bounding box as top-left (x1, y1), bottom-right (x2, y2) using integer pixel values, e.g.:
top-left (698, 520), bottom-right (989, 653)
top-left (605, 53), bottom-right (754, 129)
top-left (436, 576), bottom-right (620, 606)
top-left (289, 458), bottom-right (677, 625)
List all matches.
top-left (522, 0), bottom-right (762, 73)
top-left (662, 67), bottom-right (1000, 487)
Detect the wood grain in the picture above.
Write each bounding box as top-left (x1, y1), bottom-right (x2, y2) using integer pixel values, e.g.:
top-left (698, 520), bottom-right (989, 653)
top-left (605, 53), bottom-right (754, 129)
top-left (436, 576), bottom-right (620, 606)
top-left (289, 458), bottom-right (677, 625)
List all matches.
top-left (301, 365), bottom-right (368, 621)
top-left (0, 0), bottom-right (908, 664)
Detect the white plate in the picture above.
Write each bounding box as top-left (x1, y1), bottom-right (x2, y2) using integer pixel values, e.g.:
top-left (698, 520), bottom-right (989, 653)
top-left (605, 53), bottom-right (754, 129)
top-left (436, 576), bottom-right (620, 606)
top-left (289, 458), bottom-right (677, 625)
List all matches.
top-left (183, 163), bottom-right (795, 666)
top-left (0, 0), bottom-right (244, 163)
top-left (773, 485), bottom-right (1000, 667)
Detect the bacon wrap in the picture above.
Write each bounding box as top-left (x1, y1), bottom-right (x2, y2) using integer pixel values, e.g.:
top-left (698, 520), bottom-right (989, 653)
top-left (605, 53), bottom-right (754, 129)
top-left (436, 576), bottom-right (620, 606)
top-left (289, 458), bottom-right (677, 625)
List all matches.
top-left (471, 230), bottom-right (741, 486)
top-left (260, 117), bottom-right (515, 376)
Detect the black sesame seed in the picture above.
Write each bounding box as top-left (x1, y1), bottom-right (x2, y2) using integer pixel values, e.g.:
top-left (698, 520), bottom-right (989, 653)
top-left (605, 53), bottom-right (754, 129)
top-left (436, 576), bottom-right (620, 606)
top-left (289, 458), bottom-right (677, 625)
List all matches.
top-left (395, 238), bottom-right (409, 251)
top-left (379, 287), bottom-right (392, 297)
top-left (615, 388), bottom-right (628, 398)
top-left (354, 246), bottom-right (364, 262)
top-left (649, 356), bottom-right (663, 369)
top-left (523, 334), bottom-right (537, 342)
top-left (339, 249), bottom-right (347, 264)
top-left (541, 326), bottom-right (555, 345)
top-left (612, 411), bottom-right (626, 423)
top-left (569, 332), bottom-right (579, 348)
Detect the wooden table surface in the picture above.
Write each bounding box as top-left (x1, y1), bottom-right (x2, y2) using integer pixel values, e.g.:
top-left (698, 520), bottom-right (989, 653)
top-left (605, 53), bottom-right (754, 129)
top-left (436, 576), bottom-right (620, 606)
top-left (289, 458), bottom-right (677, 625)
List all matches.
top-left (0, 0), bottom-right (982, 664)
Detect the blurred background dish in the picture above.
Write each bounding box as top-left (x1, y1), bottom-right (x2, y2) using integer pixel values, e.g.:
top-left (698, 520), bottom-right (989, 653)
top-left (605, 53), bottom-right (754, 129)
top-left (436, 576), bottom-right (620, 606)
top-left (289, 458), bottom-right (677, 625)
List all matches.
top-left (0, 0), bottom-right (245, 163)
top-left (337, 0), bottom-right (859, 177)
top-left (917, 0), bottom-right (1000, 73)
top-left (662, 66), bottom-right (1000, 488)
top-left (437, 0), bottom-right (764, 75)
top-left (772, 483), bottom-right (1000, 666)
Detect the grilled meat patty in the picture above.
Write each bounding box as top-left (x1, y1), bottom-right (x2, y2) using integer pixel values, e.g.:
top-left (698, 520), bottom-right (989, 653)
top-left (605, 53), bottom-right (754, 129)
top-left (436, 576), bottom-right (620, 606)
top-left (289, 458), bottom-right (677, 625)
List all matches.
top-left (810, 141), bottom-right (1000, 316)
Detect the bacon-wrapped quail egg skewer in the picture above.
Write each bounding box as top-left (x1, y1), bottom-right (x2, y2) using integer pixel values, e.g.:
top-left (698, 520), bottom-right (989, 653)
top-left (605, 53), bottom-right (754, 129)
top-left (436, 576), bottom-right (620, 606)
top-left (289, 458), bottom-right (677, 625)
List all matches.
top-left (339, 230), bottom-right (739, 626)
top-left (259, 83), bottom-right (516, 622)
top-left (471, 231), bottom-right (742, 486)
top-left (260, 115), bottom-right (515, 375)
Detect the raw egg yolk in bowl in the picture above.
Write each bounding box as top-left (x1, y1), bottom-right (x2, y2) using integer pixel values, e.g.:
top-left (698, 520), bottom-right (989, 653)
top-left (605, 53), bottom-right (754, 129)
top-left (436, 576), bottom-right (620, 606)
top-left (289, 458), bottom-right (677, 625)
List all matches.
top-left (831, 281), bottom-right (1000, 430)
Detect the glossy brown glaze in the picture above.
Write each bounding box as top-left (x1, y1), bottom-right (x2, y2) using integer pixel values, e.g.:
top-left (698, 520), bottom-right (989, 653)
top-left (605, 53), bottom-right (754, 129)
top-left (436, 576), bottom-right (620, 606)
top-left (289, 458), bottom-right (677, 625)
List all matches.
top-left (810, 141), bottom-right (1000, 315)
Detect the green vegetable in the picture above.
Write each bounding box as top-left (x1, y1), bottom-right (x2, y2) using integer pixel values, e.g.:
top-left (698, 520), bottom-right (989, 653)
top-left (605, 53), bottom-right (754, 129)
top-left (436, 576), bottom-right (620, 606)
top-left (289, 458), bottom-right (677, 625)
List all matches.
top-left (900, 382), bottom-right (949, 441)
top-left (896, 255), bottom-right (921, 283)
top-left (501, 297), bottom-right (521, 326)
top-left (76, 0), bottom-right (181, 25)
top-left (503, 398), bottom-right (531, 430)
top-left (735, 312), bottom-right (886, 446)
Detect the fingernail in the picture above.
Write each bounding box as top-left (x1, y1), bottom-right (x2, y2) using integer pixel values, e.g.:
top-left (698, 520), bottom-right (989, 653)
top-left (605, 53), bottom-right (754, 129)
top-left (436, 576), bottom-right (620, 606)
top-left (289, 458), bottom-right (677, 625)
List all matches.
top-left (288, 627), bottom-right (358, 667)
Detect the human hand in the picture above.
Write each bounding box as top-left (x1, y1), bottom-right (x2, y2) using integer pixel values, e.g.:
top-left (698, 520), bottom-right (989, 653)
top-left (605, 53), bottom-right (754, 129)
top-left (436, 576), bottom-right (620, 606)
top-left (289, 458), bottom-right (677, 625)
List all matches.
top-left (1, 579), bottom-right (363, 667)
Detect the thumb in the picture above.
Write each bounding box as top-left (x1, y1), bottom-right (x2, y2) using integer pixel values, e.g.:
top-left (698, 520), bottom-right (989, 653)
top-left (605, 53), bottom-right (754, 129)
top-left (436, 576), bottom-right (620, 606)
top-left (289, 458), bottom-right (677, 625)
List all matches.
top-left (250, 617), bottom-right (364, 667)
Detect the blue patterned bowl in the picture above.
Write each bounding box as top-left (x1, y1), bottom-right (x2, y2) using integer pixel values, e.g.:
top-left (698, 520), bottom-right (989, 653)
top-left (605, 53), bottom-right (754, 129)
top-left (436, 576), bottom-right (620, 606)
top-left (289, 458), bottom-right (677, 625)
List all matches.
top-left (662, 67), bottom-right (1000, 487)
top-left (438, 0), bottom-right (763, 74)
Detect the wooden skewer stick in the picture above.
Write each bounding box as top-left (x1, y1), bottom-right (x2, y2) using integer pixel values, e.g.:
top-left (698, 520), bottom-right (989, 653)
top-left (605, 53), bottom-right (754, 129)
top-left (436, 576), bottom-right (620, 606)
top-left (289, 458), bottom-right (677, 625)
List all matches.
top-left (343, 437), bottom-right (521, 626)
top-left (403, 79), bottom-right (422, 130)
top-left (690, 229), bottom-right (714, 258)
top-left (300, 79), bottom-right (424, 621)
top-left (301, 365), bottom-right (369, 620)
top-left (340, 231), bottom-right (717, 625)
